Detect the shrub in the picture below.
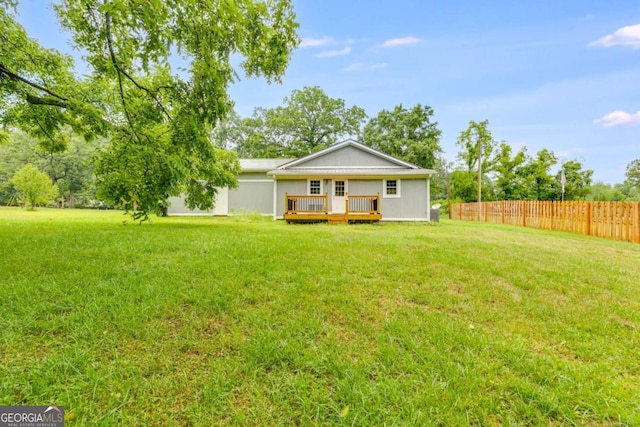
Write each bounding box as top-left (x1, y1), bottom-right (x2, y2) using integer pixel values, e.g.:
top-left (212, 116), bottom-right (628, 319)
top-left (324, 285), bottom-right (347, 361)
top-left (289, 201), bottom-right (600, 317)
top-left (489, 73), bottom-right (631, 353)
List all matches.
top-left (11, 164), bottom-right (59, 210)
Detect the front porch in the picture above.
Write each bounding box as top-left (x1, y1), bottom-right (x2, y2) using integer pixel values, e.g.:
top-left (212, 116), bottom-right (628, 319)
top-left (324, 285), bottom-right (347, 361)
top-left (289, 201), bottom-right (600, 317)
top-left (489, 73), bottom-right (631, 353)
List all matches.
top-left (283, 193), bottom-right (382, 224)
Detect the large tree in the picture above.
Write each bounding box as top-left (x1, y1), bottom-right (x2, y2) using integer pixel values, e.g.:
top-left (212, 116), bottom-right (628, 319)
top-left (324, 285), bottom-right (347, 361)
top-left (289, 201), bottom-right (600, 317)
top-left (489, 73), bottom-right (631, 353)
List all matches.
top-left (454, 120), bottom-right (496, 204)
top-left (520, 149), bottom-right (557, 201)
top-left (217, 108), bottom-right (288, 158)
top-left (625, 159), bottom-right (640, 189)
top-left (362, 104), bottom-right (442, 169)
top-left (456, 120), bottom-right (496, 173)
top-left (557, 160), bottom-right (593, 201)
top-left (492, 142), bottom-right (528, 200)
top-left (1, 0), bottom-right (299, 220)
top-left (234, 86), bottom-right (366, 158)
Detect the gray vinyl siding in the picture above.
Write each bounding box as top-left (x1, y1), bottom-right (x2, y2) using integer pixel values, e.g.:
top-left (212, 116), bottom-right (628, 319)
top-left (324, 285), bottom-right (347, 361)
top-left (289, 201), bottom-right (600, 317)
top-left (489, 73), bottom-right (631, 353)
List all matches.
top-left (167, 196), bottom-right (214, 215)
top-left (348, 179), bottom-right (427, 219)
top-left (381, 179), bottom-right (428, 220)
top-left (275, 180), bottom-right (308, 217)
top-left (347, 179), bottom-right (381, 195)
top-left (229, 181), bottom-right (273, 214)
top-left (291, 145), bottom-right (404, 169)
top-left (274, 178), bottom-right (428, 219)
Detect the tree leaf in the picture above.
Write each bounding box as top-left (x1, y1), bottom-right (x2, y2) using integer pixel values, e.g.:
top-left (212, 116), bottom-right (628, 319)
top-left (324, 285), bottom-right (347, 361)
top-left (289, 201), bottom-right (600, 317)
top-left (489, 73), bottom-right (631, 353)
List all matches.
top-left (340, 404), bottom-right (350, 418)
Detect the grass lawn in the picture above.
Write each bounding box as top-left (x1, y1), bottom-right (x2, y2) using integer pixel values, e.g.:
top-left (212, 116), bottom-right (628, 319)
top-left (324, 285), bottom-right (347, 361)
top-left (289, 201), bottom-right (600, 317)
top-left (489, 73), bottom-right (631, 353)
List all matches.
top-left (0, 207), bottom-right (639, 426)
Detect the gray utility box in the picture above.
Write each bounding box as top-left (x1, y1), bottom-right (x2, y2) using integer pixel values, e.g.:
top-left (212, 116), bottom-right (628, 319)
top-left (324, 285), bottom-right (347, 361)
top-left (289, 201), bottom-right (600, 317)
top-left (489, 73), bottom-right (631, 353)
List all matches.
top-left (430, 209), bottom-right (440, 222)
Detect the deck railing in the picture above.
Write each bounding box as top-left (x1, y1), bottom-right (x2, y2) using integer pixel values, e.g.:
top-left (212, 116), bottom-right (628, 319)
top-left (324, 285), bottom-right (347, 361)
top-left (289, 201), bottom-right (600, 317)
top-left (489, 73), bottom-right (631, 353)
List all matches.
top-left (347, 194), bottom-right (380, 214)
top-left (285, 193), bottom-right (328, 213)
top-left (285, 193), bottom-right (380, 215)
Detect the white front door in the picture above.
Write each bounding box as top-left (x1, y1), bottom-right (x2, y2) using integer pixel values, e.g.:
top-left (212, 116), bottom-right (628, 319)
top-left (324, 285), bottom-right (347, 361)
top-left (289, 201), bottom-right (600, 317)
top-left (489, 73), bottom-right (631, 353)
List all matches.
top-left (332, 179), bottom-right (347, 213)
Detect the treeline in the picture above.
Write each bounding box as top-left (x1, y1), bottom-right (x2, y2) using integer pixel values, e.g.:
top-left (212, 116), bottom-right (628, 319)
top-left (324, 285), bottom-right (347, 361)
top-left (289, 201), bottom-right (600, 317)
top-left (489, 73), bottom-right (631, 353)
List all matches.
top-left (210, 86), bottom-right (640, 204)
top-left (0, 130), bottom-right (106, 207)
top-left (445, 120), bottom-right (639, 204)
top-left (2, 85), bottom-right (639, 209)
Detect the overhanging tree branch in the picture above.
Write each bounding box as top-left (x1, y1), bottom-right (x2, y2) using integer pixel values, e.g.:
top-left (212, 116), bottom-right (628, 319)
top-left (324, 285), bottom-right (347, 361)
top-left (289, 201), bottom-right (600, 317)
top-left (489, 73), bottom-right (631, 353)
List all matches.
top-left (0, 62), bottom-right (69, 106)
top-left (105, 11), bottom-right (141, 143)
top-left (97, 6), bottom-right (172, 123)
top-left (26, 94), bottom-right (68, 108)
top-left (117, 66), bottom-right (173, 122)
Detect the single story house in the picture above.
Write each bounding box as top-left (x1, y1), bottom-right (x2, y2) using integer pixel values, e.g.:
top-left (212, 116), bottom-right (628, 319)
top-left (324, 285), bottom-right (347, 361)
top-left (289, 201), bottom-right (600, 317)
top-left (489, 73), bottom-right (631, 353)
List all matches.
top-left (167, 139), bottom-right (437, 222)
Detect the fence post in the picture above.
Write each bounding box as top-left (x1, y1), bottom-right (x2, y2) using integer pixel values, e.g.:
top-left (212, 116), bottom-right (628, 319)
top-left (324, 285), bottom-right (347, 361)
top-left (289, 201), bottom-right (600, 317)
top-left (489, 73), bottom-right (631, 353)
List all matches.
top-left (627, 202), bottom-right (632, 241)
top-left (522, 201), bottom-right (526, 227)
top-left (635, 202), bottom-right (640, 244)
top-left (586, 202), bottom-right (592, 236)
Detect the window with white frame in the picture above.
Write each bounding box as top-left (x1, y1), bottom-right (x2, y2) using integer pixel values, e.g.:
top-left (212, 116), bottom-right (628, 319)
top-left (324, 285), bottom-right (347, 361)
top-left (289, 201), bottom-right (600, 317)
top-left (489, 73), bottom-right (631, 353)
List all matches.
top-left (308, 179), bottom-right (322, 195)
top-left (383, 179), bottom-right (401, 198)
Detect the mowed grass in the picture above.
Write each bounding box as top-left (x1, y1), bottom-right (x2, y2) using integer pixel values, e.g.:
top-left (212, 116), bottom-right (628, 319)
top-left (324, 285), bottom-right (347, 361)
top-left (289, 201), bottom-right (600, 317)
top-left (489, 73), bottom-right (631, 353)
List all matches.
top-left (0, 207), bottom-right (639, 426)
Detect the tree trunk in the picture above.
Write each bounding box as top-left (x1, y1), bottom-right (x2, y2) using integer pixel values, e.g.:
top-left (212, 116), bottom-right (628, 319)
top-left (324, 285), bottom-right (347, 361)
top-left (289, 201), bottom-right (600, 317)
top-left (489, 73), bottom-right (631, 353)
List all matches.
top-left (69, 187), bottom-right (75, 208)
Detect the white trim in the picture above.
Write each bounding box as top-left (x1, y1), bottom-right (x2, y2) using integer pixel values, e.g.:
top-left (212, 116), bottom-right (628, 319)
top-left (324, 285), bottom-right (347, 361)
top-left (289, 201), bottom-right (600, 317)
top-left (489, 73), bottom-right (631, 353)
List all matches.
top-left (285, 166), bottom-right (404, 170)
top-left (167, 213), bottom-right (215, 216)
top-left (238, 179), bottom-right (273, 183)
top-left (426, 177), bottom-right (431, 222)
top-left (229, 212), bottom-right (272, 217)
top-left (383, 179), bottom-right (401, 198)
top-left (307, 178), bottom-right (323, 195)
top-left (268, 170), bottom-right (435, 179)
top-left (273, 178), bottom-right (278, 220)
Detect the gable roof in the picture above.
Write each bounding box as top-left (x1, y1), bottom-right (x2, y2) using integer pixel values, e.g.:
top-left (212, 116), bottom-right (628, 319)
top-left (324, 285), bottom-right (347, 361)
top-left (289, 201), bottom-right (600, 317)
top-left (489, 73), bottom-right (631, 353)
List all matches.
top-left (277, 139), bottom-right (420, 170)
top-left (268, 139), bottom-right (435, 178)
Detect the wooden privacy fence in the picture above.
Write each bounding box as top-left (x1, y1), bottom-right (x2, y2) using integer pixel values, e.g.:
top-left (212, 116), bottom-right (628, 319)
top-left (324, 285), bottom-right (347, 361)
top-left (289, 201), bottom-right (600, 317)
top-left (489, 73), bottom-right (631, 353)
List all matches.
top-left (450, 201), bottom-right (640, 244)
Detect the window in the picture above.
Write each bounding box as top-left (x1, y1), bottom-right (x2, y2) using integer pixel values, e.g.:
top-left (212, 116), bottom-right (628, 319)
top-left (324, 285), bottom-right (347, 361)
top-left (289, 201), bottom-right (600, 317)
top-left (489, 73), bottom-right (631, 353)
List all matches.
top-left (383, 179), bottom-right (401, 198)
top-left (334, 180), bottom-right (345, 197)
top-left (308, 180), bottom-right (321, 195)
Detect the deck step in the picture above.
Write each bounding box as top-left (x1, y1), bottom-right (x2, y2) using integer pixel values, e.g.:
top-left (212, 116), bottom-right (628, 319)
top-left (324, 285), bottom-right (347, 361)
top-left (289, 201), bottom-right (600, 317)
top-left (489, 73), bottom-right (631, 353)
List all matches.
top-left (283, 212), bottom-right (381, 224)
top-left (328, 215), bottom-right (348, 224)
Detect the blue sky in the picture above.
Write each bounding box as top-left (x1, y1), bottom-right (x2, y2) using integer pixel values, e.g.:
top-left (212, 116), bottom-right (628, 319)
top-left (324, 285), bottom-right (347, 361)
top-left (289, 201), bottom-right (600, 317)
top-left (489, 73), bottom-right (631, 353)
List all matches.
top-left (15, 0), bottom-right (640, 184)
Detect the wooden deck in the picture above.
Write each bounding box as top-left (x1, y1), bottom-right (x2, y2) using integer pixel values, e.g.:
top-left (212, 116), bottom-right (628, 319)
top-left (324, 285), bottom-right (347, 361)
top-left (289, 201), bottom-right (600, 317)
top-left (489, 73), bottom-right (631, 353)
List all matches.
top-left (284, 212), bottom-right (382, 224)
top-left (284, 193), bottom-right (381, 224)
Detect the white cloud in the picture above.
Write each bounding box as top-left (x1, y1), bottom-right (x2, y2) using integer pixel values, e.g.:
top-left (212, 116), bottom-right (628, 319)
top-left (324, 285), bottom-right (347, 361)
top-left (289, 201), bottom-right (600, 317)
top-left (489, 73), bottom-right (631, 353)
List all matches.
top-left (378, 36), bottom-right (421, 48)
top-left (590, 24), bottom-right (640, 48)
top-left (300, 37), bottom-right (333, 48)
top-left (344, 62), bottom-right (364, 72)
top-left (313, 46), bottom-right (351, 58)
top-left (594, 110), bottom-right (640, 127)
top-left (343, 62), bottom-right (389, 72)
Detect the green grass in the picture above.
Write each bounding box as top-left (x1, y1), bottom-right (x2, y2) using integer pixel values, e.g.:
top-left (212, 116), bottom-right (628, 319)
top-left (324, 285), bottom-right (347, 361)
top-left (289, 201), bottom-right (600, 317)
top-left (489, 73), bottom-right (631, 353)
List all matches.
top-left (1, 207), bottom-right (639, 426)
